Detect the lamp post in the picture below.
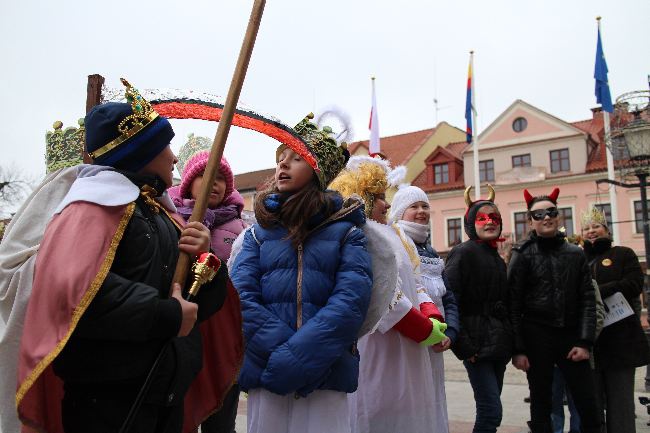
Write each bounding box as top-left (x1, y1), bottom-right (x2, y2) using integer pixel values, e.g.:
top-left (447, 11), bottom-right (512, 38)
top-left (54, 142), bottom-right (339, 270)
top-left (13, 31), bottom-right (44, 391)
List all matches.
top-left (596, 91), bottom-right (650, 268)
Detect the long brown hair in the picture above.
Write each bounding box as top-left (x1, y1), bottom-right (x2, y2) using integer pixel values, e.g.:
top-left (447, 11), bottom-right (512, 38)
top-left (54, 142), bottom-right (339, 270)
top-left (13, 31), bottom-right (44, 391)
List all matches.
top-left (254, 175), bottom-right (337, 248)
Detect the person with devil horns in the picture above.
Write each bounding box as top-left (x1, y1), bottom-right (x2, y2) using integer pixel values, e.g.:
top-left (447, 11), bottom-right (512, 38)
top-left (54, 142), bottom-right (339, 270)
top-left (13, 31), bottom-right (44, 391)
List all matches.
top-left (444, 184), bottom-right (513, 433)
top-left (508, 188), bottom-right (603, 433)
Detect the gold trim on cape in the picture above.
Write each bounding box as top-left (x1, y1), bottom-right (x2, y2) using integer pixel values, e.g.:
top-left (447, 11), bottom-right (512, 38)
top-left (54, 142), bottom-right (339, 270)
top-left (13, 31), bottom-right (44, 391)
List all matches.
top-left (16, 202), bottom-right (136, 407)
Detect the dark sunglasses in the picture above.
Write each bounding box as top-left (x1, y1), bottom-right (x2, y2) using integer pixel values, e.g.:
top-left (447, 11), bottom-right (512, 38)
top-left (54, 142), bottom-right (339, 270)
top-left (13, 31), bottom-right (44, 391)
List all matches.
top-left (529, 207), bottom-right (559, 221)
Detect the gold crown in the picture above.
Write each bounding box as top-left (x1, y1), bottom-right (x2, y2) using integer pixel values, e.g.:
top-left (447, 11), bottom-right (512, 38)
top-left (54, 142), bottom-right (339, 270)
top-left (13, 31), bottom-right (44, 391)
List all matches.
top-left (45, 119), bottom-right (85, 174)
top-left (87, 78), bottom-right (159, 159)
top-left (580, 206), bottom-right (608, 228)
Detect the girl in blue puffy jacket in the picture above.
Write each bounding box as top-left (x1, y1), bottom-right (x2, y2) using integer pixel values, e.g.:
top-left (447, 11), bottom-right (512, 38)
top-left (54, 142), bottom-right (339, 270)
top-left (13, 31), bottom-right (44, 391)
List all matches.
top-left (229, 114), bottom-right (373, 433)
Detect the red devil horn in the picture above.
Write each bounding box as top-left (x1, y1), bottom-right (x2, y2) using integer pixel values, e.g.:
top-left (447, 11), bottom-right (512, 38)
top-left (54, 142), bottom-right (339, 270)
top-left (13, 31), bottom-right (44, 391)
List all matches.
top-left (523, 189), bottom-right (534, 207)
top-left (548, 187), bottom-right (560, 202)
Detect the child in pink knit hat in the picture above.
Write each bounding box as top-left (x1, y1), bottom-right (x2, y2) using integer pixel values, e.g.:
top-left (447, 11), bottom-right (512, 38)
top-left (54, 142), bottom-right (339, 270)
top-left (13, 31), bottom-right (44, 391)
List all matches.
top-left (169, 150), bottom-right (245, 260)
top-left (168, 145), bottom-right (245, 433)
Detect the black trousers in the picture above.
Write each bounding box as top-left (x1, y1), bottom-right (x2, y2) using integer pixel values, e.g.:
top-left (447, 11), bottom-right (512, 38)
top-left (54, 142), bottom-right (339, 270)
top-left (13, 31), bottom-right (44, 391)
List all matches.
top-left (523, 322), bottom-right (603, 433)
top-left (200, 384), bottom-right (241, 433)
top-left (62, 388), bottom-right (183, 433)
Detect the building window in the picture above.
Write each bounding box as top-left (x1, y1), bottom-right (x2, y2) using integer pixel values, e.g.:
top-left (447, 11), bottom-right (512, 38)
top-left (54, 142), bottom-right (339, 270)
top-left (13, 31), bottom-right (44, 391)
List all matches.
top-left (447, 218), bottom-right (462, 247)
top-left (514, 211), bottom-right (528, 241)
top-left (512, 117), bottom-right (528, 133)
top-left (512, 154), bottom-right (531, 168)
top-left (434, 163), bottom-right (449, 184)
top-left (594, 203), bottom-right (613, 228)
top-left (634, 200), bottom-right (650, 233)
top-left (550, 149), bottom-right (570, 173)
top-left (558, 207), bottom-right (574, 237)
top-left (514, 212), bottom-right (528, 242)
top-left (479, 159), bottom-right (495, 182)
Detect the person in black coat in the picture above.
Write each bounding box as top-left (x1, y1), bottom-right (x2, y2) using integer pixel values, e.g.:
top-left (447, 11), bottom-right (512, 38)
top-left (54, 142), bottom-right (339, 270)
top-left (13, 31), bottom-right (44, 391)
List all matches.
top-left (581, 206), bottom-right (650, 433)
top-left (48, 83), bottom-right (227, 433)
top-left (508, 188), bottom-right (602, 433)
top-left (445, 185), bottom-right (512, 433)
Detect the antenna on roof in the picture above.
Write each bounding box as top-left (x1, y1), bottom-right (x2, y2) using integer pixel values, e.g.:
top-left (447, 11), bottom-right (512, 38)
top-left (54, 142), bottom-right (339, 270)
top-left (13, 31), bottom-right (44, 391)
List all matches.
top-left (433, 98), bottom-right (451, 125)
top-left (432, 58), bottom-right (451, 125)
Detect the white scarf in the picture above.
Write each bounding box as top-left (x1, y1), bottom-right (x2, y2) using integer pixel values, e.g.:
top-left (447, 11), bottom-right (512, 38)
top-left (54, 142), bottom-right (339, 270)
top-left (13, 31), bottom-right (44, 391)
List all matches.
top-left (396, 220), bottom-right (429, 244)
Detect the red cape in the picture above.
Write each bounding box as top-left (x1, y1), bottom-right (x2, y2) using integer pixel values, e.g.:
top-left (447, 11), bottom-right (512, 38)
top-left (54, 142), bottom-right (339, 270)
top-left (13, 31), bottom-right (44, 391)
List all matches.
top-left (16, 201), bottom-right (243, 433)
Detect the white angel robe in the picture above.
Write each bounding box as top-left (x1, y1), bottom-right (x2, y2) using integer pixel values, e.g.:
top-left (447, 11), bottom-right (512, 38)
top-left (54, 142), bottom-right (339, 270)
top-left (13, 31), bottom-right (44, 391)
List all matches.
top-left (349, 222), bottom-right (439, 433)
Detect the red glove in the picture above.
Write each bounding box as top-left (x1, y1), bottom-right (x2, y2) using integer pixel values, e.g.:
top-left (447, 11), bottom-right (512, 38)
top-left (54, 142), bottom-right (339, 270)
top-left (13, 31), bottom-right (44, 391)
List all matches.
top-left (393, 307), bottom-right (433, 343)
top-left (419, 302), bottom-right (444, 322)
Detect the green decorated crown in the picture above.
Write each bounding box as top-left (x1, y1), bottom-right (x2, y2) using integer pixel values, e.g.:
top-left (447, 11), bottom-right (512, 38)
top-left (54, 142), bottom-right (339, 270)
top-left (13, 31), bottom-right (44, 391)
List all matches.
top-left (293, 113), bottom-right (349, 189)
top-left (45, 119), bottom-right (85, 174)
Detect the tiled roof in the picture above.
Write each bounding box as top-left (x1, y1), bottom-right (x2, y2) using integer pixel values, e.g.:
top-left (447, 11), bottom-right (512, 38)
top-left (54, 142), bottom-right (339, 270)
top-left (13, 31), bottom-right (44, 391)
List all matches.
top-left (234, 168), bottom-right (275, 192)
top-left (572, 112), bottom-right (607, 173)
top-left (444, 141), bottom-right (469, 159)
top-left (413, 140), bottom-right (468, 193)
top-left (347, 128), bottom-right (436, 166)
top-left (413, 171), bottom-right (464, 193)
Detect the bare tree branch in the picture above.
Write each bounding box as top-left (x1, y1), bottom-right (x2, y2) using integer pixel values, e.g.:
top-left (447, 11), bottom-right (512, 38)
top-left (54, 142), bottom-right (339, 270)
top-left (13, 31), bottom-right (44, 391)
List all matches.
top-left (0, 165), bottom-right (33, 217)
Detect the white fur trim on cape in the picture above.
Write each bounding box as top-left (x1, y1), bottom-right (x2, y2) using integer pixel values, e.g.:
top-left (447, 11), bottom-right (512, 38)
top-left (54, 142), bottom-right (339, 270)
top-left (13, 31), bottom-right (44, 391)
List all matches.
top-left (345, 155), bottom-right (391, 173)
top-left (386, 165), bottom-right (407, 188)
top-left (54, 165), bottom-right (139, 214)
top-left (54, 165), bottom-right (176, 215)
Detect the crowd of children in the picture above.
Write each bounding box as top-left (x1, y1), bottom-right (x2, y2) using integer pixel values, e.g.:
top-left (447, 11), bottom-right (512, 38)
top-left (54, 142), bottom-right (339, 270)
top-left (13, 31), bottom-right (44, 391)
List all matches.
top-left (1, 79), bottom-right (648, 433)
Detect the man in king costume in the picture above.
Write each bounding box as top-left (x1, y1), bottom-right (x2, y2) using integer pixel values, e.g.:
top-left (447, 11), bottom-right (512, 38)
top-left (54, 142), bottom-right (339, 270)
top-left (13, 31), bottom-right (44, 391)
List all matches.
top-left (14, 79), bottom-right (230, 433)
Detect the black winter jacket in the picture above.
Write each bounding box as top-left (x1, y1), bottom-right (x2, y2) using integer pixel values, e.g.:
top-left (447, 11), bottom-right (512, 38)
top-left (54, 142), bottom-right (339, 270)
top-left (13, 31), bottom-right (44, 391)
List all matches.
top-left (445, 240), bottom-right (512, 362)
top-left (584, 238), bottom-right (650, 369)
top-left (53, 174), bottom-right (227, 407)
top-left (508, 231), bottom-right (596, 354)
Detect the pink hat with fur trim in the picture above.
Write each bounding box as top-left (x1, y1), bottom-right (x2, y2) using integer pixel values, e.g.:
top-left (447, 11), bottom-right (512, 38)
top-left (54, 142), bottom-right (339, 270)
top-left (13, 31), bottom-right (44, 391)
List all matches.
top-left (179, 150), bottom-right (234, 200)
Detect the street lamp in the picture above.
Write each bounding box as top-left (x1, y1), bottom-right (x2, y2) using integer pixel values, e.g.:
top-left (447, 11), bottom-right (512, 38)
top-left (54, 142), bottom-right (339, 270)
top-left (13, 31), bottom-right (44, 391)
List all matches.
top-left (596, 91), bottom-right (650, 268)
top-left (623, 114), bottom-right (650, 161)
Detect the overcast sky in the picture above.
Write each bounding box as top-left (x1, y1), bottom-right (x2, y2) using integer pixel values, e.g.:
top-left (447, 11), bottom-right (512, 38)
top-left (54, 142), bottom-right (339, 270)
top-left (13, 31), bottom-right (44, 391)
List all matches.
top-left (1, 0), bottom-right (649, 181)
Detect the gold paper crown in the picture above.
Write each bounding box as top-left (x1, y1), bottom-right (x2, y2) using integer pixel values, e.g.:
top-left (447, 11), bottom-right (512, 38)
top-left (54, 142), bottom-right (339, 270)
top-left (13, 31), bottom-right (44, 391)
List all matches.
top-left (580, 206), bottom-right (608, 228)
top-left (293, 113), bottom-right (348, 189)
top-left (45, 119), bottom-right (85, 174)
top-left (88, 78), bottom-right (159, 159)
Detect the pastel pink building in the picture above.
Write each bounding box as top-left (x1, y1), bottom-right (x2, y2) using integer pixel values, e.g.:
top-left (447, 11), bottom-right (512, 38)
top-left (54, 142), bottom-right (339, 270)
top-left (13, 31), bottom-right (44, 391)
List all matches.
top-left (235, 100), bottom-right (647, 263)
top-left (406, 100), bottom-right (646, 261)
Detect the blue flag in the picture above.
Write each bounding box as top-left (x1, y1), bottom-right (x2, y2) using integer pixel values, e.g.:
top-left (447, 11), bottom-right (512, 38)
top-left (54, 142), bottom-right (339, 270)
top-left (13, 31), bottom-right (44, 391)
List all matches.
top-left (594, 28), bottom-right (613, 113)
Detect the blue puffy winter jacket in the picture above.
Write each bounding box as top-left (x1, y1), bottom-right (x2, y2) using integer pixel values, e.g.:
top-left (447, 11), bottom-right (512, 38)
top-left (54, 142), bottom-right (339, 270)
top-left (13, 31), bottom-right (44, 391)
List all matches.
top-left (230, 195), bottom-right (372, 396)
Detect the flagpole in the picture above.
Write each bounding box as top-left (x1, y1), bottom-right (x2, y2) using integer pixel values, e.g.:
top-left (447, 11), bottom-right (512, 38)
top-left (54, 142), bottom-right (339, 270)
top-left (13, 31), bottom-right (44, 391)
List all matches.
top-left (598, 16), bottom-right (620, 244)
top-left (470, 51), bottom-right (480, 197)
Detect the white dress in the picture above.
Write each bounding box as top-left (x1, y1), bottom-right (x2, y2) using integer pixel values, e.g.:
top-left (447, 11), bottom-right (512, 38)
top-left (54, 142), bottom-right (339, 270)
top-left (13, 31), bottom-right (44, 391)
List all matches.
top-left (420, 255), bottom-right (450, 433)
top-left (349, 224), bottom-right (439, 433)
top-left (247, 389), bottom-right (351, 433)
